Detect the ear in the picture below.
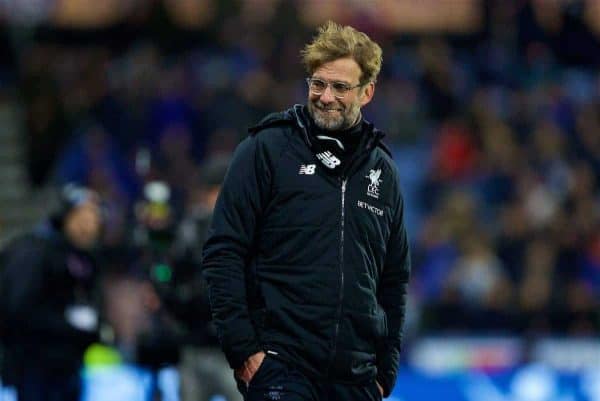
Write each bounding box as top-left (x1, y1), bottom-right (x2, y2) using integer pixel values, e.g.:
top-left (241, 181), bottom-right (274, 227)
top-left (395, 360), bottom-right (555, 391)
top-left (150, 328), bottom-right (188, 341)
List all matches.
top-left (359, 82), bottom-right (375, 107)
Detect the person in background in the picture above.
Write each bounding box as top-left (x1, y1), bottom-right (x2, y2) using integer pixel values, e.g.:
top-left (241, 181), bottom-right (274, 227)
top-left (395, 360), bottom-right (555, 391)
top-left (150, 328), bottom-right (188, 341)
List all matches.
top-left (202, 21), bottom-right (411, 401)
top-left (102, 181), bottom-right (184, 400)
top-left (0, 184), bottom-right (102, 401)
top-left (177, 156), bottom-right (242, 401)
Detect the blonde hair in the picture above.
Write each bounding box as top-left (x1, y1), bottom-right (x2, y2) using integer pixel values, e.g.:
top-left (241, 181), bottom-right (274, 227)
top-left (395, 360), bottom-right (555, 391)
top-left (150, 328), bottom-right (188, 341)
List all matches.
top-left (301, 21), bottom-right (383, 84)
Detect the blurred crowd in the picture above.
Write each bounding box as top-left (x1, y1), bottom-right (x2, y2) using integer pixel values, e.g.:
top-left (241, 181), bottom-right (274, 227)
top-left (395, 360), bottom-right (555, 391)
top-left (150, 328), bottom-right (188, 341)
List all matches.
top-left (0, 0), bottom-right (598, 388)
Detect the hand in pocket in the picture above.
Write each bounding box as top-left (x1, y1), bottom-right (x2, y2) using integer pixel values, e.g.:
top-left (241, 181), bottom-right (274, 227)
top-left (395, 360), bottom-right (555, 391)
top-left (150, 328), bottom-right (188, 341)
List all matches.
top-left (235, 351), bottom-right (266, 386)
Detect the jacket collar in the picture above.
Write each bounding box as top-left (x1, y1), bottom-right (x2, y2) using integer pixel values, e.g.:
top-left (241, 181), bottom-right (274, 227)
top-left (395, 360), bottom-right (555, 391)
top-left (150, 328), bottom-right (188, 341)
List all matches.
top-left (247, 104), bottom-right (390, 158)
top-left (288, 104), bottom-right (385, 155)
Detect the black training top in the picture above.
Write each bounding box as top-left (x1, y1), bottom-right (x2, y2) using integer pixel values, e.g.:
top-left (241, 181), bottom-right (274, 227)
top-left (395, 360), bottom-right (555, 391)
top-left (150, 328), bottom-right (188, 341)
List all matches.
top-left (202, 105), bottom-right (411, 397)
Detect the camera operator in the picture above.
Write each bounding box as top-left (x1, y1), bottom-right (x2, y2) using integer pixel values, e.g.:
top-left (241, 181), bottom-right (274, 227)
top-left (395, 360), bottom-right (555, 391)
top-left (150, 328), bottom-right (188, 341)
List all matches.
top-left (123, 156), bottom-right (237, 401)
top-left (0, 184), bottom-right (102, 401)
top-left (175, 156), bottom-right (241, 401)
top-left (101, 181), bottom-right (193, 400)
top-left (101, 155), bottom-right (235, 400)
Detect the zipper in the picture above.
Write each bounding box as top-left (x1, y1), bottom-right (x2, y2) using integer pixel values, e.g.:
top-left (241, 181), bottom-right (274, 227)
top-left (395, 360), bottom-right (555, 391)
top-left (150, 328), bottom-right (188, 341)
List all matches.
top-left (328, 177), bottom-right (347, 374)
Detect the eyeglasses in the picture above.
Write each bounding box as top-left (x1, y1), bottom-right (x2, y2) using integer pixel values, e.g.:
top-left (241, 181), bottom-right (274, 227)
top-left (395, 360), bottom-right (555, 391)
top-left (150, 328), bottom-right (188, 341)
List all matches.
top-left (306, 77), bottom-right (363, 99)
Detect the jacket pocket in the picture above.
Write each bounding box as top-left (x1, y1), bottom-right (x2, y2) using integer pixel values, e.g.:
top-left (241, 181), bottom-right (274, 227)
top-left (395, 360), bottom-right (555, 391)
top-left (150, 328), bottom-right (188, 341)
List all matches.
top-left (248, 354), bottom-right (272, 387)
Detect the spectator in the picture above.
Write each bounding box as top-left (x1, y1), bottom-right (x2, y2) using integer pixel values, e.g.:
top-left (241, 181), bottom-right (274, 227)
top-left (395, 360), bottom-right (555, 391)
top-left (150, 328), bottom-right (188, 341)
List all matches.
top-left (0, 184), bottom-right (102, 401)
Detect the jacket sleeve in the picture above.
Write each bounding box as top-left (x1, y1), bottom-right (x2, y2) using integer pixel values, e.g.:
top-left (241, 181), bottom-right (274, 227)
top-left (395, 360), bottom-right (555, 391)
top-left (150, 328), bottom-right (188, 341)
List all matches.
top-left (376, 179), bottom-right (411, 397)
top-left (201, 135), bottom-right (271, 369)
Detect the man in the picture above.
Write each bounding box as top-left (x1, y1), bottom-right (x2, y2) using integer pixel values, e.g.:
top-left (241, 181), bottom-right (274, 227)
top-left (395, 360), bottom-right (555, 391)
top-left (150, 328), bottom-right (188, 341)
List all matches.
top-left (176, 156), bottom-right (243, 401)
top-left (0, 184), bottom-right (102, 401)
top-left (202, 21), bottom-right (411, 401)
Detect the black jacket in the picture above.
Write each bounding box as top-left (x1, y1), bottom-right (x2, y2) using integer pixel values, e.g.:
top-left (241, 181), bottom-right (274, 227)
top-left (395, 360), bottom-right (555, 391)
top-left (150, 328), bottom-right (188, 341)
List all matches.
top-left (202, 105), bottom-right (410, 396)
top-left (0, 223), bottom-right (98, 379)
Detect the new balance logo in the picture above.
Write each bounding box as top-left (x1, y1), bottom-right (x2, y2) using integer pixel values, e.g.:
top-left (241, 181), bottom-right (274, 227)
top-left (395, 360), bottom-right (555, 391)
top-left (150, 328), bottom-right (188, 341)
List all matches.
top-left (299, 164), bottom-right (316, 175)
top-left (316, 151), bottom-right (341, 169)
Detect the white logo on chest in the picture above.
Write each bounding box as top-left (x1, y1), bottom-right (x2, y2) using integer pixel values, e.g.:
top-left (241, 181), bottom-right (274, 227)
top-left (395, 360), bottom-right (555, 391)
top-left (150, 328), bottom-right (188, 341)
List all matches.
top-left (357, 200), bottom-right (384, 216)
top-left (316, 151), bottom-right (341, 169)
top-left (366, 169), bottom-right (382, 199)
top-left (299, 164), bottom-right (316, 175)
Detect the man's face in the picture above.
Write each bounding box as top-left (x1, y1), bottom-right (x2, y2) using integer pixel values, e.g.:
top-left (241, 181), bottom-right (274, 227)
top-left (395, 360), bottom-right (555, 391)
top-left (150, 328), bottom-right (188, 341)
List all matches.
top-left (307, 57), bottom-right (374, 131)
top-left (64, 200), bottom-right (101, 250)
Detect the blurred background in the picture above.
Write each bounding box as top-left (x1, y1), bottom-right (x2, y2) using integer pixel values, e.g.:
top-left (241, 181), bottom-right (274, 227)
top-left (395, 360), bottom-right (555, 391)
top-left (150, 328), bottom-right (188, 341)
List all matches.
top-left (0, 0), bottom-right (599, 400)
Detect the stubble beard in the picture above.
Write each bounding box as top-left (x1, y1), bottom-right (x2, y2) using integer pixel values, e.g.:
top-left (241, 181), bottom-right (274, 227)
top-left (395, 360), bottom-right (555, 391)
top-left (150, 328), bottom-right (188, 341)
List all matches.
top-left (308, 100), bottom-right (361, 131)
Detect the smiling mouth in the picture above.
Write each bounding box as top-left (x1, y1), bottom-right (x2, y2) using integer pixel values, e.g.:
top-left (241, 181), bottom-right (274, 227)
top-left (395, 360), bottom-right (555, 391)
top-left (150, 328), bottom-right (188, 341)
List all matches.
top-left (317, 107), bottom-right (342, 113)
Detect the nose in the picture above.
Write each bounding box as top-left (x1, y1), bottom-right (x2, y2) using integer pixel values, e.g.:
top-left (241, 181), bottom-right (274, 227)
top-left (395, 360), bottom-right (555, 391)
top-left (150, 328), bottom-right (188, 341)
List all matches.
top-left (319, 84), bottom-right (336, 103)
